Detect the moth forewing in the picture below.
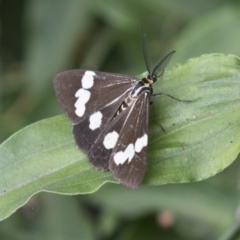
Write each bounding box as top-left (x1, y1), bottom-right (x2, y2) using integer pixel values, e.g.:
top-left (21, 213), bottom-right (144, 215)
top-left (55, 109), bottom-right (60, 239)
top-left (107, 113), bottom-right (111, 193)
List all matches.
top-left (109, 92), bottom-right (150, 188)
top-left (73, 91), bottom-right (131, 154)
top-left (87, 96), bottom-right (139, 171)
top-left (53, 70), bottom-right (135, 124)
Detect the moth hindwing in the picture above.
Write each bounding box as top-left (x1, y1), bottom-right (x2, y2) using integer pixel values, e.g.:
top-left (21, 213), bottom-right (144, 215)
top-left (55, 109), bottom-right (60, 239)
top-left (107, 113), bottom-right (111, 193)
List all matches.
top-left (54, 51), bottom-right (176, 188)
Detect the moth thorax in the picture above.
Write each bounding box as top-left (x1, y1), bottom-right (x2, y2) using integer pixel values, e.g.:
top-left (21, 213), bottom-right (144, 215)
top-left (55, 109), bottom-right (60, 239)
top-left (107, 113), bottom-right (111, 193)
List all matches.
top-left (145, 75), bottom-right (154, 84)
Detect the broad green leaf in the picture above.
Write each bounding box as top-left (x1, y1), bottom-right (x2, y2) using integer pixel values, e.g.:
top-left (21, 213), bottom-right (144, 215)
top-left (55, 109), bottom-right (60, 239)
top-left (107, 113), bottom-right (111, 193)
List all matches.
top-left (0, 115), bottom-right (114, 221)
top-left (145, 53), bottom-right (240, 185)
top-left (0, 54), bottom-right (240, 221)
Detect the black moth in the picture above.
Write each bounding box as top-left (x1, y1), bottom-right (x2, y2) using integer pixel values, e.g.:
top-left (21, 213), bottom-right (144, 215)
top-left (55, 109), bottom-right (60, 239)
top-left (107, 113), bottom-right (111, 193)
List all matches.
top-left (54, 34), bottom-right (178, 188)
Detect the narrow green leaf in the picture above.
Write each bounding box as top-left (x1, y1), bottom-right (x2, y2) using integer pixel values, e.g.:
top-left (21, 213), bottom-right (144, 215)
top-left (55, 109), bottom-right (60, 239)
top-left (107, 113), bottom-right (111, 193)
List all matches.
top-left (172, 6), bottom-right (240, 64)
top-left (0, 53), bottom-right (239, 221)
top-left (0, 194), bottom-right (94, 240)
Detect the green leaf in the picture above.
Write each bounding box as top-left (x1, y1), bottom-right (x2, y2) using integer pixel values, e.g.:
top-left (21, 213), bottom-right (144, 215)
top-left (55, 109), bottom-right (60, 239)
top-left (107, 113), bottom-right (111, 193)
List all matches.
top-left (26, 0), bottom-right (92, 92)
top-left (0, 194), bottom-right (94, 240)
top-left (172, 6), bottom-right (240, 64)
top-left (145, 53), bottom-right (240, 185)
top-left (0, 115), bottom-right (114, 221)
top-left (0, 53), bottom-right (240, 221)
top-left (87, 177), bottom-right (239, 239)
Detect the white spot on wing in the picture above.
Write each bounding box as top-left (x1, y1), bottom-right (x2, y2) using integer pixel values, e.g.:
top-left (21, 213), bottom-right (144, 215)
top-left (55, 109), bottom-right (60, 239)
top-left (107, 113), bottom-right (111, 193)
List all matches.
top-left (103, 131), bottom-right (119, 149)
top-left (82, 71), bottom-right (95, 89)
top-left (89, 111), bottom-right (103, 130)
top-left (114, 144), bottom-right (135, 165)
top-left (75, 88), bottom-right (91, 117)
top-left (135, 134), bottom-right (148, 153)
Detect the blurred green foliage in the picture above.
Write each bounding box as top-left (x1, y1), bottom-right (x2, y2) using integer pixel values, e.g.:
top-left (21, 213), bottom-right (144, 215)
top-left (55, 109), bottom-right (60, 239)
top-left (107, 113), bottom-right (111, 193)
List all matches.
top-left (1, 0), bottom-right (240, 239)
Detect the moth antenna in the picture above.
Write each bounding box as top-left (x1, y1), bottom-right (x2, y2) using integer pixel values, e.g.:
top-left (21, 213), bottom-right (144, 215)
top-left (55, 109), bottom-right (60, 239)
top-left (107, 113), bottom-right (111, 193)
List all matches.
top-left (152, 50), bottom-right (176, 77)
top-left (141, 27), bottom-right (152, 75)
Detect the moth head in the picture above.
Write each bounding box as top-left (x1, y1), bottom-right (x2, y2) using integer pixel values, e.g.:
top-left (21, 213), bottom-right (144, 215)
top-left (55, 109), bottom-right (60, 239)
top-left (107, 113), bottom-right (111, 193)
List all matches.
top-left (147, 73), bottom-right (157, 83)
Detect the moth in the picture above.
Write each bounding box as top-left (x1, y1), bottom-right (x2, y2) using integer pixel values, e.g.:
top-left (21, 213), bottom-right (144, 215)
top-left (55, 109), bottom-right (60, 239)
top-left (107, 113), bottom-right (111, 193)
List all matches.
top-left (53, 33), bottom-right (181, 188)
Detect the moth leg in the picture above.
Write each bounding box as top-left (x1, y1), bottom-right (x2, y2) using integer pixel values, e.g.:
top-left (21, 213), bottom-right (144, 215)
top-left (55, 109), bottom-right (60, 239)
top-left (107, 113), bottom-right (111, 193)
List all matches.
top-left (152, 92), bottom-right (191, 102)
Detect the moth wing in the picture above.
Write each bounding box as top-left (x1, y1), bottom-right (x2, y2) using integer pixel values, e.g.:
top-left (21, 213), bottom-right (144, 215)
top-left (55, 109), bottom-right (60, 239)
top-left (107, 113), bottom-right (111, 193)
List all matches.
top-left (53, 70), bottom-right (136, 124)
top-left (73, 91), bottom-right (129, 153)
top-left (109, 92), bottom-right (150, 188)
top-left (88, 92), bottom-right (150, 186)
top-left (54, 69), bottom-right (137, 160)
